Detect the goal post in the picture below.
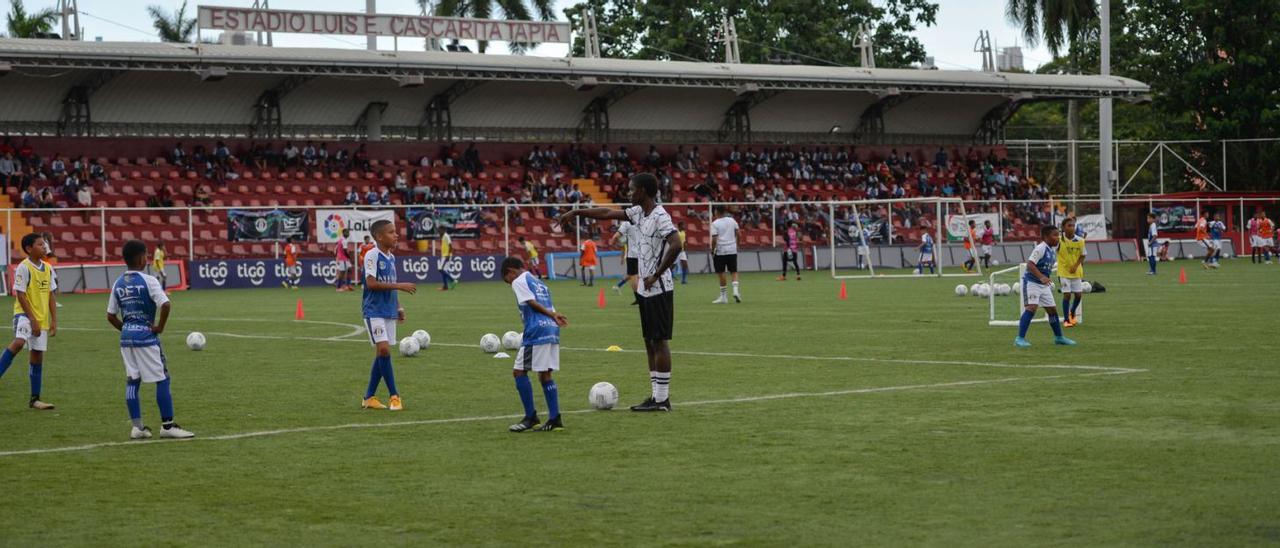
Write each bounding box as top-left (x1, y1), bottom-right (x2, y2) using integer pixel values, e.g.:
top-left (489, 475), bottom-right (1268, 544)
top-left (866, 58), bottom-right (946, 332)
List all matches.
top-left (827, 196), bottom-right (984, 279)
top-left (986, 262), bottom-right (1082, 326)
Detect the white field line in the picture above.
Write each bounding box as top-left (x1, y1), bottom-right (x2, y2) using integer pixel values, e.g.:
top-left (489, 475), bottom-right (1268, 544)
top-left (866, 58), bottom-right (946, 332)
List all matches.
top-left (0, 370), bottom-right (1138, 457)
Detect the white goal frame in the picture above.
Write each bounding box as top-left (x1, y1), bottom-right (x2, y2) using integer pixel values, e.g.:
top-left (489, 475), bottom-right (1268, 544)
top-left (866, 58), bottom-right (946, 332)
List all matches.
top-left (987, 262), bottom-right (1083, 326)
top-left (828, 197), bottom-right (984, 279)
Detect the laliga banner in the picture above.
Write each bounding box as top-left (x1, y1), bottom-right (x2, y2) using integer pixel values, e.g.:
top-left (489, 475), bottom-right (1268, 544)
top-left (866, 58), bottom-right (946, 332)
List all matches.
top-left (407, 207), bottom-right (481, 240)
top-left (197, 6), bottom-right (570, 43)
top-left (226, 209), bottom-right (309, 242)
top-left (1075, 214), bottom-right (1108, 240)
top-left (316, 209), bottom-right (397, 244)
top-left (189, 254), bottom-right (502, 290)
top-left (945, 213), bottom-right (1001, 242)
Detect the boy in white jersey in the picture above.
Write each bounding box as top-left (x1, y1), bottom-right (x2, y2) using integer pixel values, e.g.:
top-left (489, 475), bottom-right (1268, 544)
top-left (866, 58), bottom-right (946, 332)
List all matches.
top-left (1014, 225), bottom-right (1077, 348)
top-left (107, 239), bottom-right (194, 439)
top-left (0, 233), bottom-right (58, 409)
top-left (503, 256), bottom-right (568, 432)
top-left (710, 210), bottom-right (741, 303)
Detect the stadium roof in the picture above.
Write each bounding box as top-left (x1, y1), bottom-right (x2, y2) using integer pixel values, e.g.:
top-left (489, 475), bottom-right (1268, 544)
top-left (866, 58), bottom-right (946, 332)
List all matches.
top-left (0, 38), bottom-right (1150, 143)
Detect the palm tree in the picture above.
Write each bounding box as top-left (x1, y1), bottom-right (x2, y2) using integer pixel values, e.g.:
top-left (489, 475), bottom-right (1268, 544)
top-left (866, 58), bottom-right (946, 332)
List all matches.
top-left (5, 0), bottom-right (58, 38)
top-left (1005, 0), bottom-right (1098, 197)
top-left (420, 0), bottom-right (557, 54)
top-left (148, 0), bottom-right (197, 43)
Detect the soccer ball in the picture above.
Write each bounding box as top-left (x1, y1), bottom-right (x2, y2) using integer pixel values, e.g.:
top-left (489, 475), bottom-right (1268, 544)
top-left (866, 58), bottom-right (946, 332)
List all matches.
top-left (969, 284), bottom-right (981, 296)
top-left (589, 382), bottom-right (619, 410)
top-left (398, 337), bottom-right (420, 357)
top-left (998, 283), bottom-right (1011, 296)
top-left (977, 284), bottom-right (991, 298)
top-left (955, 284), bottom-right (968, 296)
top-left (1013, 283), bottom-right (1022, 295)
top-left (992, 259), bottom-right (1000, 266)
top-left (186, 332), bottom-right (206, 351)
top-left (412, 329), bottom-right (431, 350)
top-left (1082, 281), bottom-right (1093, 293)
top-left (480, 333), bottom-right (502, 353)
top-left (501, 331), bottom-right (522, 350)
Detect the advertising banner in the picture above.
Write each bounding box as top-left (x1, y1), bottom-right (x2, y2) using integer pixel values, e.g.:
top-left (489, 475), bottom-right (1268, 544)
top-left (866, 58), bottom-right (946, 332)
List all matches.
top-left (316, 209), bottom-right (397, 243)
top-left (406, 207), bottom-right (481, 240)
top-left (1075, 214), bottom-right (1107, 240)
top-left (188, 254), bottom-right (502, 289)
top-left (1151, 205), bottom-right (1197, 232)
top-left (226, 209), bottom-right (309, 242)
top-left (945, 213), bottom-right (1001, 242)
top-left (834, 217), bottom-right (887, 245)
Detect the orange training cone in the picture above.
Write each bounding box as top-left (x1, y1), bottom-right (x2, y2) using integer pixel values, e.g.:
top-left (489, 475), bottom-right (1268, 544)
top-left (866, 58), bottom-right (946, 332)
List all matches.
top-left (1178, 267), bottom-right (1187, 285)
top-left (838, 281), bottom-right (848, 301)
top-left (295, 298), bottom-right (305, 320)
top-left (597, 288), bottom-right (606, 309)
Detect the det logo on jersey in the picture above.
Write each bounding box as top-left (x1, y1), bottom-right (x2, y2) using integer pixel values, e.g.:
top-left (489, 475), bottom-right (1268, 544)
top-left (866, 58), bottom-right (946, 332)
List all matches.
top-left (322, 214), bottom-right (346, 240)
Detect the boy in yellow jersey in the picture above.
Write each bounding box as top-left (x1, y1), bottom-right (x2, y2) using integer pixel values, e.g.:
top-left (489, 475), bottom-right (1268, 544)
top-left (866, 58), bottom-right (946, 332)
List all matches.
top-left (675, 221), bottom-right (689, 284)
top-left (438, 227), bottom-right (455, 291)
top-left (519, 236), bottom-right (542, 279)
top-left (1058, 217), bottom-right (1087, 327)
top-left (0, 233), bottom-right (58, 409)
top-left (152, 241), bottom-right (168, 290)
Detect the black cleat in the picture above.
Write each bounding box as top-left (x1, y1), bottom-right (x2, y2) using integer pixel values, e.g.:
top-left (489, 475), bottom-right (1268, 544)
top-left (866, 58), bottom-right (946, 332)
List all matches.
top-left (535, 415), bottom-right (563, 432)
top-left (629, 398), bottom-right (671, 412)
top-left (509, 415), bottom-right (540, 433)
top-left (733, 294), bottom-right (741, 303)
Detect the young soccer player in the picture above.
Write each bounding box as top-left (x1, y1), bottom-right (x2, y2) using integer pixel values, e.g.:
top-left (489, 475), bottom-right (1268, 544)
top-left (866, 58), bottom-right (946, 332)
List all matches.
top-left (1195, 211), bottom-right (1212, 269)
top-left (152, 241), bottom-right (167, 290)
top-left (610, 221), bottom-right (639, 303)
top-left (360, 220), bottom-right (416, 411)
top-left (1208, 213), bottom-right (1227, 268)
top-left (108, 239), bottom-right (194, 439)
top-left (519, 236), bottom-right (542, 279)
top-left (439, 227), bottom-right (455, 291)
top-left (1247, 211), bottom-right (1262, 264)
top-left (1258, 212), bottom-right (1275, 264)
top-left (558, 173), bottom-right (682, 411)
top-left (779, 221), bottom-right (802, 281)
top-left (1146, 213), bottom-right (1160, 275)
top-left (710, 209), bottom-right (741, 303)
top-left (980, 220), bottom-right (995, 269)
top-left (916, 231), bottom-right (936, 275)
top-left (580, 235), bottom-right (598, 286)
top-left (962, 220), bottom-right (978, 272)
top-left (676, 221), bottom-right (689, 285)
top-left (335, 228), bottom-right (354, 291)
top-left (358, 235), bottom-right (376, 286)
top-left (282, 236), bottom-right (301, 289)
top-left (1015, 225), bottom-right (1077, 348)
top-left (0, 233), bottom-right (58, 409)
top-left (1058, 217), bottom-right (1086, 327)
top-left (502, 256), bottom-right (569, 432)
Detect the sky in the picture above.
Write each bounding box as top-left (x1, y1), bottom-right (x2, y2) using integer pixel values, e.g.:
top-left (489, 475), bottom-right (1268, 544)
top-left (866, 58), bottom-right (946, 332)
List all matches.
top-left (13, 0), bottom-right (1058, 71)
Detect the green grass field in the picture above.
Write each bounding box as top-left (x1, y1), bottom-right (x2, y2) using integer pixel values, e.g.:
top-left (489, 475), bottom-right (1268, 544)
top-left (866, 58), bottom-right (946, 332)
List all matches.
top-left (0, 260), bottom-right (1277, 545)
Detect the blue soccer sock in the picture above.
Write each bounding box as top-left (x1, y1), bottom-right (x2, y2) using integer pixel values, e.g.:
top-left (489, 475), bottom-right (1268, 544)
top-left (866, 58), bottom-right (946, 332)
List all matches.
top-left (615, 278), bottom-right (627, 288)
top-left (1017, 310), bottom-right (1034, 339)
top-left (928, 263), bottom-right (935, 274)
top-left (125, 378), bottom-right (143, 428)
top-left (1071, 296), bottom-right (1082, 317)
top-left (1049, 314), bottom-right (1064, 337)
top-left (1148, 255), bottom-right (1157, 273)
top-left (156, 377), bottom-right (174, 423)
top-left (514, 375), bottom-right (536, 418)
top-left (681, 267), bottom-right (688, 284)
top-left (28, 363), bottom-right (42, 399)
top-left (0, 348), bottom-right (13, 379)
top-left (541, 379), bottom-right (560, 419)
top-left (378, 355), bottom-right (398, 396)
top-left (364, 358), bottom-right (383, 399)
top-left (1062, 295), bottom-right (1072, 314)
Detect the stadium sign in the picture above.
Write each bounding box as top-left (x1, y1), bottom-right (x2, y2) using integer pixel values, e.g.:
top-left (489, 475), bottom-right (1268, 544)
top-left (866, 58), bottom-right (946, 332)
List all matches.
top-left (188, 254), bottom-right (506, 289)
top-left (198, 6), bottom-right (570, 43)
top-left (316, 209), bottom-right (396, 243)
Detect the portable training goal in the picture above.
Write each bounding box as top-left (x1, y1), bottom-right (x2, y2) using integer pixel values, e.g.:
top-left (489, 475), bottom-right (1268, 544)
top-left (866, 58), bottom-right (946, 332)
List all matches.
top-left (986, 262), bottom-right (1083, 326)
top-left (825, 197), bottom-right (984, 279)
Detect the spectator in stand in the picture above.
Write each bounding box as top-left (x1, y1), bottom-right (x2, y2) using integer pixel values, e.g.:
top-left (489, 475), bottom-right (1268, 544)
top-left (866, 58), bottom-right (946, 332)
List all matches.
top-left (60, 172), bottom-right (79, 200)
top-left (333, 147), bottom-right (350, 172)
top-left (353, 144), bottom-right (371, 172)
top-left (0, 152), bottom-right (15, 189)
top-left (364, 186), bottom-right (379, 205)
top-left (418, 154), bottom-right (431, 168)
top-left (214, 140), bottom-right (231, 168)
top-left (302, 141), bottom-right (318, 171)
top-left (76, 183), bottom-right (93, 221)
top-left (462, 143), bottom-right (480, 175)
top-left (172, 142), bottom-right (187, 168)
top-left (378, 185), bottom-right (391, 205)
top-left (192, 182), bottom-right (211, 207)
top-left (50, 155), bottom-right (66, 177)
top-left (282, 141), bottom-right (300, 168)
top-left (149, 184), bottom-right (175, 208)
top-left (343, 186), bottom-right (359, 205)
top-left (316, 142), bottom-right (330, 172)
top-left (694, 173), bottom-right (720, 201)
top-left (37, 186), bottom-right (56, 209)
top-left (21, 186), bottom-right (37, 208)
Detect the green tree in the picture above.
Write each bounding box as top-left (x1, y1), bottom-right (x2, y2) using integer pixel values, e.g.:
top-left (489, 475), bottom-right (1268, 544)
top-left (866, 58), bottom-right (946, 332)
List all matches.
top-left (5, 0), bottom-right (58, 38)
top-left (422, 0), bottom-right (557, 54)
top-left (147, 0), bottom-right (197, 43)
top-left (564, 0), bottom-right (938, 68)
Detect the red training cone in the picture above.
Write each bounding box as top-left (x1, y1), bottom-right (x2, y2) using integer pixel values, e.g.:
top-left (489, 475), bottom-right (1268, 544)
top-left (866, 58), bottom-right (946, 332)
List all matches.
top-left (1178, 267), bottom-right (1187, 285)
top-left (838, 281), bottom-right (848, 301)
top-left (597, 288), bottom-right (606, 309)
top-left (295, 298), bottom-right (305, 320)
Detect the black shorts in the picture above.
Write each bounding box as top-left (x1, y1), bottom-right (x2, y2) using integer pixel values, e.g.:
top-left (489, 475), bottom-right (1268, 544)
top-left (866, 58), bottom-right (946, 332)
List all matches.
top-left (713, 254), bottom-right (738, 274)
top-left (626, 257), bottom-right (639, 276)
top-left (637, 291), bottom-right (674, 341)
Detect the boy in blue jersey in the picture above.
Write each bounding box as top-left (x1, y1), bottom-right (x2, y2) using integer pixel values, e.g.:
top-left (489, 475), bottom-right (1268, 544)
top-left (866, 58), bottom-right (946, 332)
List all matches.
top-left (1146, 213), bottom-right (1161, 275)
top-left (1207, 213), bottom-right (1227, 268)
top-left (502, 256), bottom-right (568, 432)
top-left (360, 220), bottom-right (416, 411)
top-left (915, 232), bottom-right (935, 274)
top-left (107, 240), bottom-right (194, 439)
top-left (1014, 225), bottom-right (1076, 348)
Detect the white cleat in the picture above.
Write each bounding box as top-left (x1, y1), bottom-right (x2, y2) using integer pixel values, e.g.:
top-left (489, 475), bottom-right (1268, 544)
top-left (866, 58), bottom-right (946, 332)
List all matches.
top-left (130, 426), bottom-right (153, 440)
top-left (159, 424), bottom-right (195, 439)
top-left (711, 296), bottom-right (728, 304)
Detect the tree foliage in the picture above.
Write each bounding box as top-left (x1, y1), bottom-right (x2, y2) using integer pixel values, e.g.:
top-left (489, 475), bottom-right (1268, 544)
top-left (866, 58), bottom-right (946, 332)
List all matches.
top-left (4, 0), bottom-right (57, 38)
top-left (425, 0), bottom-right (557, 53)
top-left (147, 0), bottom-right (197, 43)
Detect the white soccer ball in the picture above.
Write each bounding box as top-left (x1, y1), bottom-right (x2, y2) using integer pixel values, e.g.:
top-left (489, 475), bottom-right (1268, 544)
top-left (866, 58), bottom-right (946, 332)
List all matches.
top-left (1082, 281), bottom-right (1093, 294)
top-left (992, 259), bottom-right (1000, 266)
top-left (969, 284), bottom-right (981, 296)
top-left (589, 382), bottom-right (619, 410)
top-left (480, 333), bottom-right (502, 353)
top-left (998, 283), bottom-right (1011, 296)
top-left (1013, 283), bottom-right (1022, 295)
top-left (186, 332), bottom-right (206, 351)
top-left (955, 284), bottom-right (968, 297)
top-left (398, 337), bottom-right (420, 357)
top-left (978, 284), bottom-right (992, 298)
top-left (412, 329), bottom-right (431, 350)
top-left (501, 331), bottom-right (522, 350)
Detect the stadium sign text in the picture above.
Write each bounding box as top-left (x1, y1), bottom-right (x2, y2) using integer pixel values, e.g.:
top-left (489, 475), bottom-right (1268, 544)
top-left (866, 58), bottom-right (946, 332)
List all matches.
top-left (198, 6), bottom-right (570, 43)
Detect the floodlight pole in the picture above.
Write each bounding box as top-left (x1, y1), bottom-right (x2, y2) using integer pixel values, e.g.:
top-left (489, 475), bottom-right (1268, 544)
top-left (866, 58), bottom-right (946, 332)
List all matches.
top-left (1098, 0), bottom-right (1114, 227)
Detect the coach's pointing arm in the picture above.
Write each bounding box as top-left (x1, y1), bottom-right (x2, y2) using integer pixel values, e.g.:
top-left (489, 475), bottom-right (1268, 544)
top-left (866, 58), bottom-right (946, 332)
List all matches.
top-left (557, 208), bottom-right (629, 228)
top-left (644, 231), bottom-right (682, 291)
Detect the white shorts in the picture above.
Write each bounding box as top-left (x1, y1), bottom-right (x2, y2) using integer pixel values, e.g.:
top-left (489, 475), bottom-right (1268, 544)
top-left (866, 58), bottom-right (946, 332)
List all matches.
top-left (918, 252), bottom-right (933, 264)
top-left (1263, 238), bottom-right (1275, 248)
top-left (335, 260), bottom-right (351, 271)
top-left (365, 317), bottom-right (397, 347)
top-left (1210, 239), bottom-right (1223, 250)
top-left (528, 257), bottom-right (540, 266)
top-left (1021, 279), bottom-right (1056, 308)
top-left (857, 245), bottom-right (869, 256)
top-left (121, 345), bottom-right (168, 383)
top-left (13, 315), bottom-right (49, 352)
top-left (1251, 235), bottom-right (1263, 247)
top-left (677, 251), bottom-right (688, 261)
top-left (1059, 277), bottom-right (1084, 293)
top-left (513, 344), bottom-right (560, 373)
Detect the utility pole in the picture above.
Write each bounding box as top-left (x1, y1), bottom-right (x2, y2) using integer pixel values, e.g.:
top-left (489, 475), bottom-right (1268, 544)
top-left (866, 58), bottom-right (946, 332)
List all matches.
top-left (722, 14), bottom-right (740, 64)
top-left (855, 25), bottom-right (875, 68)
top-left (973, 30), bottom-right (994, 72)
top-left (1099, 0), bottom-right (1115, 224)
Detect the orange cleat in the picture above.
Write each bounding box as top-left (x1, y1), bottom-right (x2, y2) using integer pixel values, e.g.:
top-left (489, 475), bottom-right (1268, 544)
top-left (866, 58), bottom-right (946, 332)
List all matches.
top-left (388, 395), bottom-right (403, 411)
top-left (361, 397), bottom-right (387, 410)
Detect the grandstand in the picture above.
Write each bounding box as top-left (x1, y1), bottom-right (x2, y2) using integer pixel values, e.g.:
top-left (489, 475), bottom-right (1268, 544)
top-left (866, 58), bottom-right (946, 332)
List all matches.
top-left (0, 37), bottom-right (1150, 266)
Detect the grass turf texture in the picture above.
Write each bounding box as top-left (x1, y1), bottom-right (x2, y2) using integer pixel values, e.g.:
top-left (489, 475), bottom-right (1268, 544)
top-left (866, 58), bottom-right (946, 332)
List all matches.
top-left (0, 260), bottom-right (1277, 545)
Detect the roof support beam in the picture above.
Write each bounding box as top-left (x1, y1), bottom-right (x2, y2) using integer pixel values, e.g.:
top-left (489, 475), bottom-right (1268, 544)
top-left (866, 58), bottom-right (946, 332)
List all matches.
top-left (418, 80), bottom-right (483, 141)
top-left (250, 75), bottom-right (311, 139)
top-left (717, 86), bottom-right (783, 143)
top-left (575, 85), bottom-right (638, 144)
top-left (855, 89), bottom-right (909, 144)
top-left (974, 92), bottom-right (1035, 144)
top-left (56, 70), bottom-right (119, 136)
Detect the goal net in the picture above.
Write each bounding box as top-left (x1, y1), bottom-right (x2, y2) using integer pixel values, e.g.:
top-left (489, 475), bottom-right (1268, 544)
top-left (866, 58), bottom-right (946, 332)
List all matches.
top-left (825, 197), bottom-right (984, 279)
top-left (986, 262), bottom-right (1083, 326)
